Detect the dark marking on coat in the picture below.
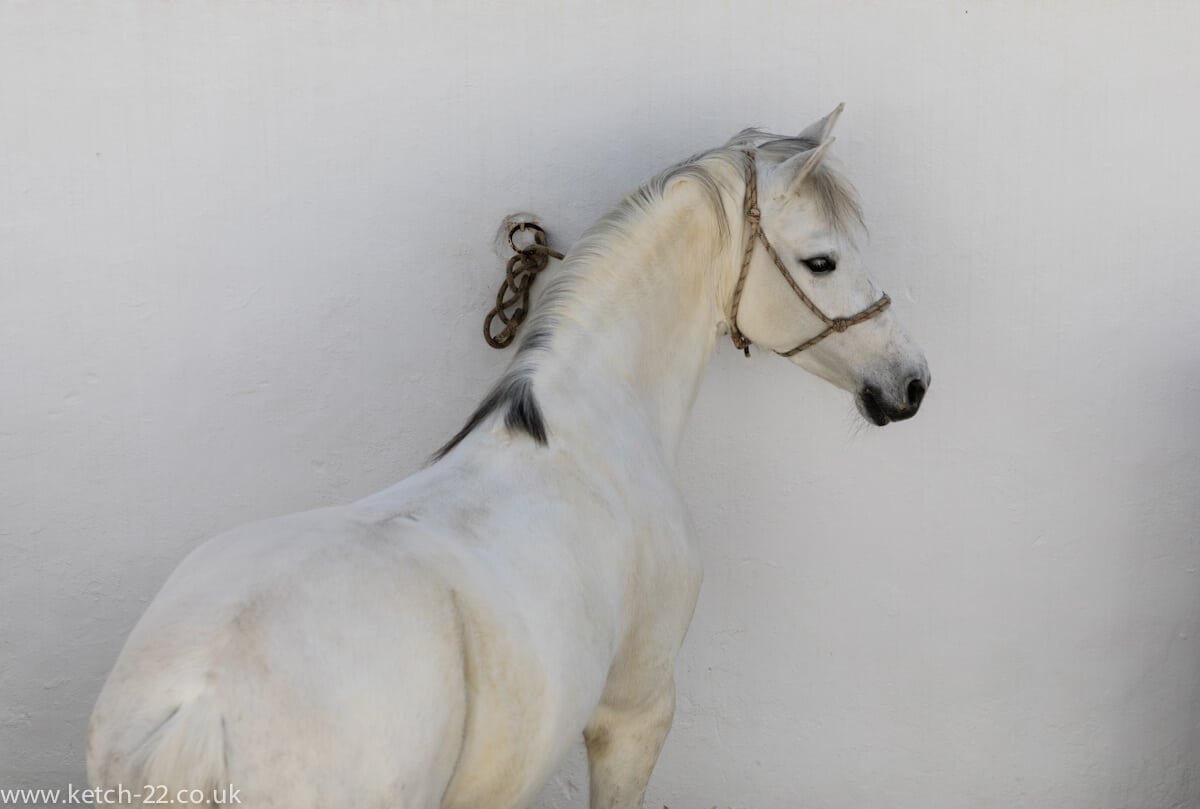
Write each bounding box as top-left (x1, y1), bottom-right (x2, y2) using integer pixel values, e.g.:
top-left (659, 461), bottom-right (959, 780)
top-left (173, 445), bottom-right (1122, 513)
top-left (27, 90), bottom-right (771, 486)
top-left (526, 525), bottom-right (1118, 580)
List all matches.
top-left (431, 370), bottom-right (547, 462)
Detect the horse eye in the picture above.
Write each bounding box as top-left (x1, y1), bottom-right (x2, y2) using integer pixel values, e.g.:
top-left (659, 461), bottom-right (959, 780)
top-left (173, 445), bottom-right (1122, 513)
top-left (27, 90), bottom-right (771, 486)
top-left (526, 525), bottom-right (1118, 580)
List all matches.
top-left (801, 256), bottom-right (837, 274)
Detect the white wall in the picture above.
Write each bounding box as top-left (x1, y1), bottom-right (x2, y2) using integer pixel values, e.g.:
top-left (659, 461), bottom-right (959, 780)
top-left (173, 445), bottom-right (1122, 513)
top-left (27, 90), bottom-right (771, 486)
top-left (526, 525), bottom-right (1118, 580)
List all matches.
top-left (2, 2), bottom-right (1198, 807)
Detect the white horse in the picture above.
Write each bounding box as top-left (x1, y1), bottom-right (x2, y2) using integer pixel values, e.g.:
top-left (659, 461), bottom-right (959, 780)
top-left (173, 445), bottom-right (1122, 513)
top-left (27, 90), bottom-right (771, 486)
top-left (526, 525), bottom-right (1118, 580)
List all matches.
top-left (88, 106), bottom-right (929, 809)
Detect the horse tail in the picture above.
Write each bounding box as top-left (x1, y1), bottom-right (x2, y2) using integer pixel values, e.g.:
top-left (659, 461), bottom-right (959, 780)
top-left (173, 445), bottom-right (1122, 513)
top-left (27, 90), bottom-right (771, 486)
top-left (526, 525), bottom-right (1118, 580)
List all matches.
top-left (90, 692), bottom-right (227, 806)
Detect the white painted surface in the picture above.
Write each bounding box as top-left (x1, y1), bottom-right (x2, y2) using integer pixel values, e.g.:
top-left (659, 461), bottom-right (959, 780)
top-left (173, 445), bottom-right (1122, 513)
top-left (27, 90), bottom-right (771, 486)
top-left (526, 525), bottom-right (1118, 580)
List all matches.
top-left (1, 2), bottom-right (1197, 807)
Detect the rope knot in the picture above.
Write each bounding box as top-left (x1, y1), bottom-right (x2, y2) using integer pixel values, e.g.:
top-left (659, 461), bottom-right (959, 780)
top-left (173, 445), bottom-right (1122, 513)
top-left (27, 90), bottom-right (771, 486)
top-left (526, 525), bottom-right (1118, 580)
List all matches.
top-left (484, 222), bottom-right (564, 349)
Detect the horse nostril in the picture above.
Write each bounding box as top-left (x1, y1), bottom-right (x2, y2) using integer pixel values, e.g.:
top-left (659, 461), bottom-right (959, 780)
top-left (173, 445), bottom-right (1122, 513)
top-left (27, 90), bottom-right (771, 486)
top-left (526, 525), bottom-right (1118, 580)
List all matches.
top-left (906, 378), bottom-right (926, 409)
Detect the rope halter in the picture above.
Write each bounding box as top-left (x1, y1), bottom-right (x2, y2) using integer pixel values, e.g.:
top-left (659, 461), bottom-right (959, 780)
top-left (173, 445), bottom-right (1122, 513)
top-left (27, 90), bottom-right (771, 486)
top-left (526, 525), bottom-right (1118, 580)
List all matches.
top-left (727, 151), bottom-right (891, 358)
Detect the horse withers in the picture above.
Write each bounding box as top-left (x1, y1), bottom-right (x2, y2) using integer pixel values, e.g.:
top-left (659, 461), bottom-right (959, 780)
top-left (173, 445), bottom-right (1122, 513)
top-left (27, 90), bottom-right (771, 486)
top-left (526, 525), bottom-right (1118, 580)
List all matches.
top-left (88, 105), bottom-right (929, 809)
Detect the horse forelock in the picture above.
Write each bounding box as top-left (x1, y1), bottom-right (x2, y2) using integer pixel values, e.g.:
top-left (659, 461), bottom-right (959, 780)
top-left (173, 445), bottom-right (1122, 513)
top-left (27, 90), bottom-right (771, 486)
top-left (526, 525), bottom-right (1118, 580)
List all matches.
top-left (736, 128), bottom-right (866, 238)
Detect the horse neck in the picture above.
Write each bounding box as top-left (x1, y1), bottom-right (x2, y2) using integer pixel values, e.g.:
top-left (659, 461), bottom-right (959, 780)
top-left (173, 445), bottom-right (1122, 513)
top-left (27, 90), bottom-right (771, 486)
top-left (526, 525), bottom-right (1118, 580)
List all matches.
top-left (528, 175), bottom-right (742, 461)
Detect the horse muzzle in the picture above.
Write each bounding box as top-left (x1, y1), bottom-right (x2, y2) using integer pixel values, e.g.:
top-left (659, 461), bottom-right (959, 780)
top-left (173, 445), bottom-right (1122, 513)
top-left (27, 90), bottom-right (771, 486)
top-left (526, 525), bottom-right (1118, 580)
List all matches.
top-left (857, 373), bottom-right (929, 426)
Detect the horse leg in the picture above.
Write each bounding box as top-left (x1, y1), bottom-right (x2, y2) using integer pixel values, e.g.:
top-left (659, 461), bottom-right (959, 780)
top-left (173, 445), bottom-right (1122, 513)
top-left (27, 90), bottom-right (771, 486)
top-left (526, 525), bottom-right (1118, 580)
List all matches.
top-left (583, 682), bottom-right (675, 809)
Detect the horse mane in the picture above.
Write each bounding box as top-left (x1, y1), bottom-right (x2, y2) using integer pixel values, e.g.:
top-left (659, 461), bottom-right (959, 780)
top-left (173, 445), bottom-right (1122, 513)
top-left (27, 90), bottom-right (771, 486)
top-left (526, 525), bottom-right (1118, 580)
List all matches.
top-left (430, 128), bottom-right (864, 463)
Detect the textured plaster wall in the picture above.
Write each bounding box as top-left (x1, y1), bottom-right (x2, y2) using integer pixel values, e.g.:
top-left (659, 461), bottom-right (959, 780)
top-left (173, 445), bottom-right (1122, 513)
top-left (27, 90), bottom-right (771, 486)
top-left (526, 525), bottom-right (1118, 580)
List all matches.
top-left (2, 2), bottom-right (1198, 807)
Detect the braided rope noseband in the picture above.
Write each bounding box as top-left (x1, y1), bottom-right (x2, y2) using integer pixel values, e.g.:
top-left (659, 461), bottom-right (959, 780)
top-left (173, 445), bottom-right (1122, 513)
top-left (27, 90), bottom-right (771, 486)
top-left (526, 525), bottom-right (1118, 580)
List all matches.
top-left (727, 151), bottom-right (891, 358)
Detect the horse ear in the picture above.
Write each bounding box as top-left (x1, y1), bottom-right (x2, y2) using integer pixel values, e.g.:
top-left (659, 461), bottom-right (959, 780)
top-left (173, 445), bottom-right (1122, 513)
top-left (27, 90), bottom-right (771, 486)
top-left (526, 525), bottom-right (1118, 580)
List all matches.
top-left (778, 138), bottom-right (836, 194)
top-left (798, 102), bottom-right (845, 144)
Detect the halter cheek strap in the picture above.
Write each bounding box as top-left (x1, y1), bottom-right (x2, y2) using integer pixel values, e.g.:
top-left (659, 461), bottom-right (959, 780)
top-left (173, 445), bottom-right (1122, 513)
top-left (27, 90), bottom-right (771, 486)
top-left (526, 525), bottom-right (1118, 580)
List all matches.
top-left (727, 152), bottom-right (891, 358)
